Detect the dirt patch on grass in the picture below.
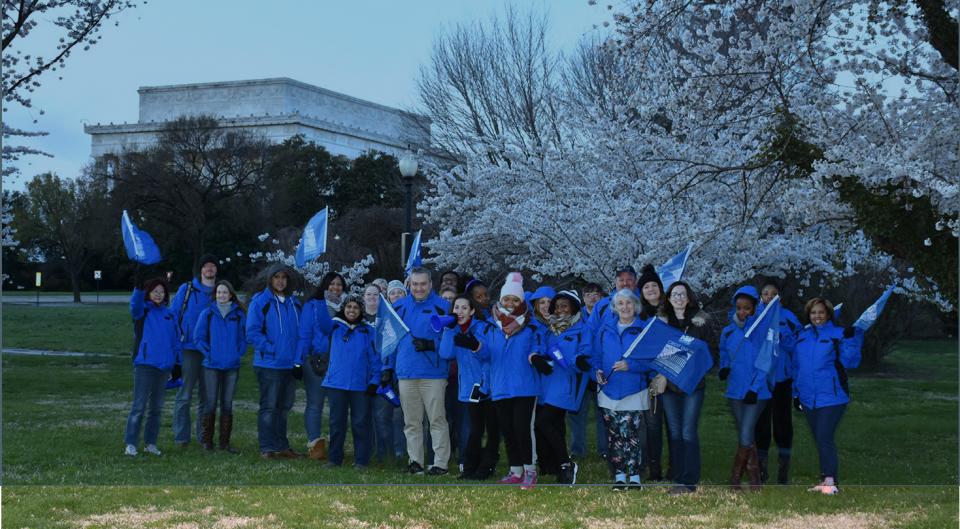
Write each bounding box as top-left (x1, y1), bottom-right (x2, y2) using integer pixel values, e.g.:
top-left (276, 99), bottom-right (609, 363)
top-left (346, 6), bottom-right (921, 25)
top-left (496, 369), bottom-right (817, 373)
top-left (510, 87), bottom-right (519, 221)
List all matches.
top-left (574, 512), bottom-right (892, 529)
top-left (73, 507), bottom-right (275, 529)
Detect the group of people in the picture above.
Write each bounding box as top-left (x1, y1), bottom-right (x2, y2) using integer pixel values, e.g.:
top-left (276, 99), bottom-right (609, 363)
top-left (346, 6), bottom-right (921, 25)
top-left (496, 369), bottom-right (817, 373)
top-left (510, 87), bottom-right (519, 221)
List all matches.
top-left (123, 257), bottom-right (864, 495)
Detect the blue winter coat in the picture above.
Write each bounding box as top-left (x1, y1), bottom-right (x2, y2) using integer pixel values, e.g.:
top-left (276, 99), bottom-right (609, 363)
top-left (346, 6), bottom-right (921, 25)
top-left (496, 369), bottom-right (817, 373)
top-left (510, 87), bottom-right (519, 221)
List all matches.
top-left (758, 303), bottom-right (802, 383)
top-left (791, 321), bottom-right (862, 409)
top-left (321, 318), bottom-right (382, 392)
top-left (539, 318), bottom-right (592, 411)
top-left (171, 278), bottom-right (214, 351)
top-left (474, 319), bottom-right (543, 401)
top-left (439, 318), bottom-right (493, 402)
top-left (296, 299), bottom-right (335, 363)
top-left (719, 317), bottom-right (773, 400)
top-left (595, 318), bottom-right (652, 400)
top-left (246, 288), bottom-right (302, 369)
top-left (194, 303), bottom-right (246, 370)
top-left (386, 292), bottom-right (450, 380)
top-left (130, 289), bottom-right (182, 372)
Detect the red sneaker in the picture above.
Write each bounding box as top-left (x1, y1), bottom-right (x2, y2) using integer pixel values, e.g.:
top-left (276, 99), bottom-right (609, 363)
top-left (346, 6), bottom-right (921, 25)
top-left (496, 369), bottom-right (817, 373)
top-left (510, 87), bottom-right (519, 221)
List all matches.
top-left (498, 472), bottom-right (523, 484)
top-left (520, 469), bottom-right (538, 490)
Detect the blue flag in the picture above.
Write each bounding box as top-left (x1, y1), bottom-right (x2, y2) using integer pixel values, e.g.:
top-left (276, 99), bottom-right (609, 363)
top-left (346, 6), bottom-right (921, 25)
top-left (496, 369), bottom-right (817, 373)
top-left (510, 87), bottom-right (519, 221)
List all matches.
top-left (622, 318), bottom-right (713, 393)
top-left (405, 230), bottom-right (423, 276)
top-left (376, 294), bottom-right (410, 363)
top-left (853, 286), bottom-right (894, 331)
top-left (833, 303), bottom-right (843, 321)
top-left (746, 296), bottom-right (781, 376)
top-left (547, 346), bottom-right (571, 370)
top-left (377, 384), bottom-right (401, 407)
top-left (657, 243), bottom-right (694, 287)
top-left (294, 207), bottom-right (328, 268)
top-left (121, 210), bottom-right (162, 265)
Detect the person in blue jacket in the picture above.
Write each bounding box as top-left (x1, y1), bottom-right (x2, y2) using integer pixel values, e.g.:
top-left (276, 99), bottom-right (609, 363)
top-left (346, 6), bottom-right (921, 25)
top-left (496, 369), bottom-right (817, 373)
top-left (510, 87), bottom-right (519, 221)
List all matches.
top-left (124, 277), bottom-right (182, 457)
top-left (719, 285), bottom-right (771, 490)
top-left (533, 290), bottom-right (592, 485)
top-left (170, 254), bottom-right (217, 447)
top-left (382, 266), bottom-right (451, 476)
top-left (474, 272), bottom-right (543, 490)
top-left (309, 296), bottom-right (382, 468)
top-left (246, 264), bottom-right (303, 460)
top-left (568, 282), bottom-right (607, 461)
top-left (438, 294), bottom-right (499, 480)
top-left (792, 297), bottom-right (863, 495)
top-left (595, 288), bottom-right (653, 490)
top-left (753, 278), bottom-right (803, 484)
top-left (193, 280), bottom-right (246, 454)
top-left (588, 265), bottom-right (639, 335)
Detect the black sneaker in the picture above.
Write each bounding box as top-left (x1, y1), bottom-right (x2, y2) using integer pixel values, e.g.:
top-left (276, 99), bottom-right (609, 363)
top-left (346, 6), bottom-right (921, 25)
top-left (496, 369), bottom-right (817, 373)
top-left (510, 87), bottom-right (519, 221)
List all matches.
top-left (426, 466), bottom-right (448, 476)
top-left (408, 461), bottom-right (425, 475)
top-left (559, 462), bottom-right (578, 485)
top-left (612, 480), bottom-right (628, 491)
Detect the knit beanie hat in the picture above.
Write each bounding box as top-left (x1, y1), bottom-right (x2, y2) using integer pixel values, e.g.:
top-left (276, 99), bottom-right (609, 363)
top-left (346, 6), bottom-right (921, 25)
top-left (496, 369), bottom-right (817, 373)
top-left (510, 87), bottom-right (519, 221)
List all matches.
top-left (550, 290), bottom-right (583, 314)
top-left (499, 272), bottom-right (525, 302)
top-left (198, 253), bottom-right (219, 271)
top-left (637, 264), bottom-right (663, 292)
top-left (387, 280), bottom-right (406, 296)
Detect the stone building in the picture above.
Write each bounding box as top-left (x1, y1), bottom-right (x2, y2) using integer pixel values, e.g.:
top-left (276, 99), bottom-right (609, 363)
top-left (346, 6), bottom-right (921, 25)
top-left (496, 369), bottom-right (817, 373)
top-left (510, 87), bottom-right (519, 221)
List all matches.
top-left (84, 77), bottom-right (430, 159)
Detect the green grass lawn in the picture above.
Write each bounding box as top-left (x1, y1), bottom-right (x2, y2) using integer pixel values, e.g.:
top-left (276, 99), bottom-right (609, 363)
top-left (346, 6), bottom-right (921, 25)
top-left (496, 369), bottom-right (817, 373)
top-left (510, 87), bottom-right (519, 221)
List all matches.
top-left (1, 302), bottom-right (957, 528)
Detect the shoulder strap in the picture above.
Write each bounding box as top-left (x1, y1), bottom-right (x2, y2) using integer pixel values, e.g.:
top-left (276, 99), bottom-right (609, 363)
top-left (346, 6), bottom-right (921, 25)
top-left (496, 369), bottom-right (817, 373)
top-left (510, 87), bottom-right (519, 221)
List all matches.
top-left (206, 310), bottom-right (214, 341)
top-left (177, 282), bottom-right (194, 329)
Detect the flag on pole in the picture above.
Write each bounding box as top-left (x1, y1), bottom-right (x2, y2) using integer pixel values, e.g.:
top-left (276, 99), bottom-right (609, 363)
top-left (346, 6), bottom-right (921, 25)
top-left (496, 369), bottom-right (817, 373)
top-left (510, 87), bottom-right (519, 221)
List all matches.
top-left (853, 286), bottom-right (895, 331)
top-left (747, 296), bottom-right (781, 376)
top-left (833, 303), bottom-right (843, 321)
top-left (621, 318), bottom-right (713, 393)
top-left (295, 207), bottom-right (329, 268)
top-left (121, 210), bottom-right (162, 265)
top-left (405, 230), bottom-right (423, 276)
top-left (376, 294), bottom-right (410, 363)
top-left (657, 243), bottom-right (694, 287)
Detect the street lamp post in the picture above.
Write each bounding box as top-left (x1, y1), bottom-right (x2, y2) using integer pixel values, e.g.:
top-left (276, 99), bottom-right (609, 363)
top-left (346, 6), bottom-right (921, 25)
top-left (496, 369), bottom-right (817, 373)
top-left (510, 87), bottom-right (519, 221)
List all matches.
top-left (398, 152), bottom-right (419, 235)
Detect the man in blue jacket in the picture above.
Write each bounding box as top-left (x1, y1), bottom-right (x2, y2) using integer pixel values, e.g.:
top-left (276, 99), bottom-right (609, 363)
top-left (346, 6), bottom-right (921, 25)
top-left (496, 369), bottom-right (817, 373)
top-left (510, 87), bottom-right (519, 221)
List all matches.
top-left (247, 264), bottom-right (303, 459)
top-left (170, 253), bottom-right (217, 447)
top-left (382, 267), bottom-right (451, 475)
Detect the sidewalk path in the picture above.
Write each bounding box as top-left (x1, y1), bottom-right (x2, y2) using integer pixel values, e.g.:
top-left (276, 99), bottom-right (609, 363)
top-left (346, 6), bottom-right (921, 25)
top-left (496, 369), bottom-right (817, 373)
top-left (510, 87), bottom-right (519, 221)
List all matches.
top-left (2, 348), bottom-right (119, 358)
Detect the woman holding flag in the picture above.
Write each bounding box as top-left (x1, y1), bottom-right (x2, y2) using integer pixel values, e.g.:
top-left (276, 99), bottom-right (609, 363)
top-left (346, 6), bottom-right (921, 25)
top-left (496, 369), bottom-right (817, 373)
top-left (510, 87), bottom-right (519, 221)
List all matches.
top-left (657, 281), bottom-right (711, 494)
top-left (718, 285), bottom-right (773, 490)
top-left (791, 297), bottom-right (864, 495)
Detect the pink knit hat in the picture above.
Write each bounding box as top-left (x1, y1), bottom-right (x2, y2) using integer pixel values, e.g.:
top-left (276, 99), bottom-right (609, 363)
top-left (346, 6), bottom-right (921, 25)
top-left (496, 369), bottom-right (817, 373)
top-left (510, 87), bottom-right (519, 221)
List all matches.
top-left (499, 272), bottom-right (525, 302)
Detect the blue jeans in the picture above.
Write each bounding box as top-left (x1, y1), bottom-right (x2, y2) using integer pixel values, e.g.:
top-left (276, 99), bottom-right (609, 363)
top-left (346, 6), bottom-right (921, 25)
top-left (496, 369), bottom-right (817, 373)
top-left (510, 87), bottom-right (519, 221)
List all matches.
top-left (661, 388), bottom-right (705, 487)
top-left (326, 388), bottom-right (372, 466)
top-left (202, 368), bottom-right (238, 415)
top-left (173, 349), bottom-right (206, 443)
top-left (372, 395), bottom-right (397, 460)
top-left (302, 358), bottom-right (327, 442)
top-left (567, 389), bottom-right (608, 457)
top-left (803, 404), bottom-right (847, 480)
top-left (254, 367), bottom-right (295, 453)
top-left (728, 398), bottom-right (769, 447)
top-left (124, 365), bottom-right (169, 446)
top-left (392, 404), bottom-right (406, 457)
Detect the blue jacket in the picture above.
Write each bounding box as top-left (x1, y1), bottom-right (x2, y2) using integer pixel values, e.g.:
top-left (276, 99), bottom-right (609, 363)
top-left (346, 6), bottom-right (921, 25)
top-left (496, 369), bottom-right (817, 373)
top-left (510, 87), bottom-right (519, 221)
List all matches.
top-left (791, 321), bottom-right (862, 409)
top-left (130, 289), bottom-right (182, 372)
top-left (758, 303), bottom-right (802, 383)
top-left (539, 319), bottom-right (592, 411)
top-left (321, 318), bottom-right (382, 392)
top-left (246, 288), bottom-right (302, 369)
top-left (194, 303), bottom-right (247, 370)
top-left (587, 288), bottom-right (640, 343)
top-left (475, 319), bottom-right (543, 401)
top-left (386, 292), bottom-right (450, 380)
top-left (297, 299), bottom-right (335, 363)
top-left (595, 318), bottom-right (652, 400)
top-left (171, 278), bottom-right (215, 351)
top-left (719, 316), bottom-right (773, 400)
top-left (439, 318), bottom-right (493, 402)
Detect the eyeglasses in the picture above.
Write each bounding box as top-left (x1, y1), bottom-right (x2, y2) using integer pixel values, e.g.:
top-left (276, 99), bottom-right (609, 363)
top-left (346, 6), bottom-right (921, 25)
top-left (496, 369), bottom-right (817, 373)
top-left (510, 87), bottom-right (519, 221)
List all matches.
top-left (669, 291), bottom-right (688, 299)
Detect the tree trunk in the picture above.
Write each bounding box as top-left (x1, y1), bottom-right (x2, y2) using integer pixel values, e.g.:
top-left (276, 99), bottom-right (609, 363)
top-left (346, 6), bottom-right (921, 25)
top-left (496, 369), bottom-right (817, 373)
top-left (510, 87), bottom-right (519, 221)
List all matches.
top-left (70, 270), bottom-right (82, 304)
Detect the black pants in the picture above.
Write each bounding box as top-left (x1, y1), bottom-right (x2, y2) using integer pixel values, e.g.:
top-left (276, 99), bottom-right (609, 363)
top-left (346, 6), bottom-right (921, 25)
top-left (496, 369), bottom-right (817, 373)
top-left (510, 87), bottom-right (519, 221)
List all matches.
top-left (535, 404), bottom-right (569, 475)
top-left (644, 396), bottom-right (664, 471)
top-left (496, 396), bottom-right (536, 467)
top-left (755, 379), bottom-right (794, 456)
top-left (465, 400), bottom-right (500, 473)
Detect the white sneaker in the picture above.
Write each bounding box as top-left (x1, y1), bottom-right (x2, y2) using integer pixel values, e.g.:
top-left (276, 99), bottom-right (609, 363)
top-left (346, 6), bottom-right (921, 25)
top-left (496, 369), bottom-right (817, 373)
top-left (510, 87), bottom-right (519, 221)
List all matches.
top-left (144, 444), bottom-right (162, 456)
top-left (820, 477), bottom-right (839, 495)
top-left (124, 444), bottom-right (138, 456)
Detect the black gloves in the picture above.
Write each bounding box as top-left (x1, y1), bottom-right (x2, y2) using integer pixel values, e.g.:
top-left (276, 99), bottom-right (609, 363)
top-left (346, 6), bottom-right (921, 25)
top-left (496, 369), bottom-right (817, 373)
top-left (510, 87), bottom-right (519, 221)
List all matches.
top-left (793, 396), bottom-right (803, 412)
top-left (453, 333), bottom-right (480, 351)
top-left (366, 384), bottom-right (378, 396)
top-left (718, 367), bottom-right (730, 381)
top-left (531, 355), bottom-right (553, 375)
top-left (413, 338), bottom-right (436, 352)
top-left (380, 369), bottom-right (394, 387)
top-left (843, 326), bottom-right (856, 339)
top-left (291, 364), bottom-right (303, 381)
top-left (575, 355), bottom-right (592, 372)
top-left (743, 390), bottom-right (758, 405)
top-left (308, 354), bottom-right (328, 378)
top-left (170, 363), bottom-right (182, 381)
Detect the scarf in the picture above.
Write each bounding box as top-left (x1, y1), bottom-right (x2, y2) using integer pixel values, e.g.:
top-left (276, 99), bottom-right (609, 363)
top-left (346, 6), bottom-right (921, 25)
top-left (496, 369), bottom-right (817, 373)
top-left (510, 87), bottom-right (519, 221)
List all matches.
top-left (548, 311), bottom-right (581, 335)
top-left (217, 301), bottom-right (232, 318)
top-left (493, 302), bottom-right (528, 337)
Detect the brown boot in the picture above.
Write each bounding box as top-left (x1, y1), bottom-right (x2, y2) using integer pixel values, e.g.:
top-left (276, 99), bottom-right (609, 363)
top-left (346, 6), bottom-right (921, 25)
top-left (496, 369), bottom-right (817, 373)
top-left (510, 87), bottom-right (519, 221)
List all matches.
top-left (200, 413), bottom-right (216, 451)
top-left (746, 445), bottom-right (762, 491)
top-left (307, 438), bottom-right (328, 460)
top-left (729, 446), bottom-right (749, 490)
top-left (218, 413), bottom-right (239, 454)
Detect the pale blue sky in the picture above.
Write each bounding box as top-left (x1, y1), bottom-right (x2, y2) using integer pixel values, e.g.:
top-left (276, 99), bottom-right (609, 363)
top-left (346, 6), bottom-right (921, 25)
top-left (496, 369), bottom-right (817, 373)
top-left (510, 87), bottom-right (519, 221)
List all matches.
top-left (3, 1), bottom-right (612, 189)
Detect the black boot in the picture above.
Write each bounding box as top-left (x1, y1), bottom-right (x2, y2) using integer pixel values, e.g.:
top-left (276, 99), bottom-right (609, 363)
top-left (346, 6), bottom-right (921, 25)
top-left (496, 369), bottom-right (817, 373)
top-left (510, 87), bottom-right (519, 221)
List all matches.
top-left (758, 452), bottom-right (769, 484)
top-left (777, 456), bottom-right (791, 485)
